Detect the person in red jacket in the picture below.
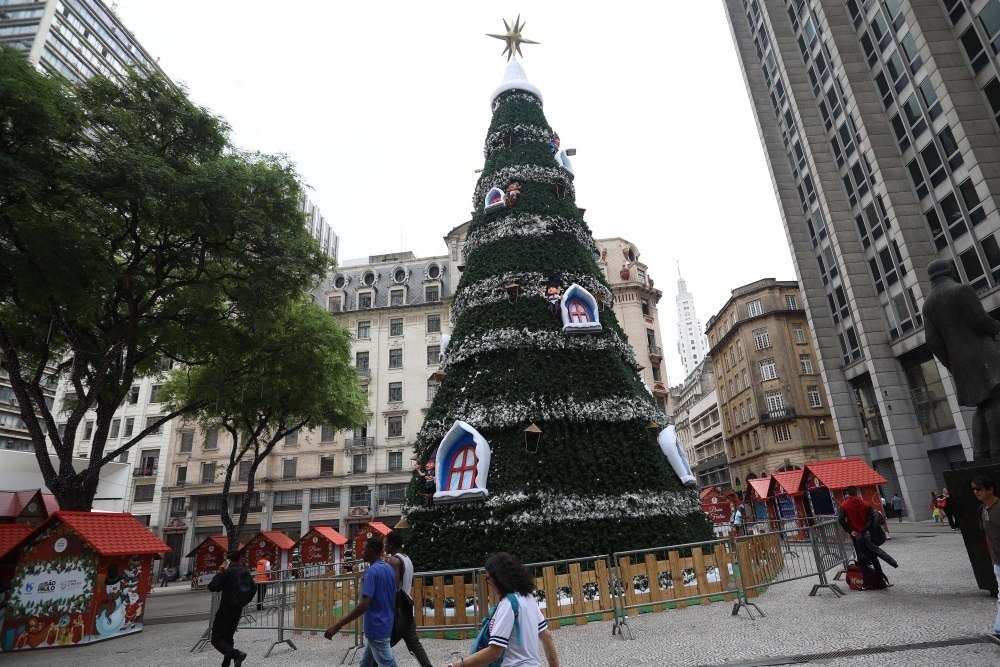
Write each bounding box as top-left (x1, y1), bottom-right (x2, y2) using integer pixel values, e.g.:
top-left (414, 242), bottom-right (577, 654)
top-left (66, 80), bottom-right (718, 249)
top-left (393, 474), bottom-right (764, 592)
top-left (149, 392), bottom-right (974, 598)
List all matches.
top-left (838, 486), bottom-right (896, 589)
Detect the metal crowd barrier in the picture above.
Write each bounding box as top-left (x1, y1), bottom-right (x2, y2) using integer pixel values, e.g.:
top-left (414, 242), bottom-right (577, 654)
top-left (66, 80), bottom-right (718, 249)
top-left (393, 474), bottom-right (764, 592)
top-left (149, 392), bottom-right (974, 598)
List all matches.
top-left (193, 519), bottom-right (857, 657)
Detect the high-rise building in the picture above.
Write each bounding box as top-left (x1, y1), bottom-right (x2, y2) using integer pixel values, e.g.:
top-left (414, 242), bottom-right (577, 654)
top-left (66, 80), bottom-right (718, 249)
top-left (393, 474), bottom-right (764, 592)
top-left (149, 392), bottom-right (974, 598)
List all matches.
top-left (300, 193), bottom-right (339, 262)
top-left (723, 0), bottom-right (1000, 517)
top-left (706, 279), bottom-right (841, 490)
top-left (0, 0), bottom-right (162, 82)
top-left (675, 271), bottom-right (709, 377)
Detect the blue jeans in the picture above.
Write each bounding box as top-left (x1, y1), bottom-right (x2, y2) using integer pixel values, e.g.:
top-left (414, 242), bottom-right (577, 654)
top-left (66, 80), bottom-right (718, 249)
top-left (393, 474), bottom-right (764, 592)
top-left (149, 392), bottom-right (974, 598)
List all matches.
top-left (360, 637), bottom-right (399, 667)
top-left (993, 564), bottom-right (1000, 634)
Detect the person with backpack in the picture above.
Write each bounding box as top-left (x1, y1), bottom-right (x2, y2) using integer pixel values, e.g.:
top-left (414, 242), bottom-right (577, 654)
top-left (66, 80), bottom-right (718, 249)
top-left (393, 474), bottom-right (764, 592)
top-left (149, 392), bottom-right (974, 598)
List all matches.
top-left (324, 536), bottom-right (400, 667)
top-left (385, 530), bottom-right (433, 667)
top-left (207, 550), bottom-right (252, 667)
top-left (838, 486), bottom-right (897, 590)
top-left (442, 552), bottom-right (559, 667)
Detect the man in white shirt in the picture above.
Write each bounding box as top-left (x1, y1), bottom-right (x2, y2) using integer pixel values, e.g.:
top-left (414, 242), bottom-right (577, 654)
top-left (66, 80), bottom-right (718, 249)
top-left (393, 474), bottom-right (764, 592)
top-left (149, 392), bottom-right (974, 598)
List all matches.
top-left (385, 530), bottom-right (432, 667)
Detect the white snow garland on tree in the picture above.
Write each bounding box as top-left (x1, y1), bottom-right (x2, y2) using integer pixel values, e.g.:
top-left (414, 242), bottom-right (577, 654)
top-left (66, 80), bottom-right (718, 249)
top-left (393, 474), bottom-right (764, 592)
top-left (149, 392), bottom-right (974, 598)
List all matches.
top-left (463, 213), bottom-right (598, 259)
top-left (491, 91), bottom-right (542, 113)
top-left (418, 394), bottom-right (665, 443)
top-left (440, 327), bottom-right (638, 372)
top-left (474, 165), bottom-right (575, 210)
top-left (484, 124), bottom-right (554, 157)
top-left (451, 271), bottom-right (612, 321)
top-left (406, 490), bottom-right (699, 526)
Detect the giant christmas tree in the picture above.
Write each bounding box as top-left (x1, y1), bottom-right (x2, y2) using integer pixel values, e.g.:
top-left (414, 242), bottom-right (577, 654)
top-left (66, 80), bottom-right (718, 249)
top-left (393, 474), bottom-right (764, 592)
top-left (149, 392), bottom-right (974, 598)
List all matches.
top-left (406, 20), bottom-right (711, 570)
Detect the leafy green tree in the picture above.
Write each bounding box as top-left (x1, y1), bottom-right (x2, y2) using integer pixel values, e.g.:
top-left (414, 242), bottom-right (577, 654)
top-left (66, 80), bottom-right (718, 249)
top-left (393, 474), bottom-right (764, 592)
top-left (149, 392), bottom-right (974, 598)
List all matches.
top-left (163, 299), bottom-right (368, 549)
top-left (406, 62), bottom-right (712, 568)
top-left (0, 46), bottom-right (329, 510)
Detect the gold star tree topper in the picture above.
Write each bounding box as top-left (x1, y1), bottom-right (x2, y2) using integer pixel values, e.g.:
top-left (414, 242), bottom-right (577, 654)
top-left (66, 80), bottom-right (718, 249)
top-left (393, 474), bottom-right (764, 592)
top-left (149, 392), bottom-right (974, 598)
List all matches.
top-left (487, 15), bottom-right (539, 61)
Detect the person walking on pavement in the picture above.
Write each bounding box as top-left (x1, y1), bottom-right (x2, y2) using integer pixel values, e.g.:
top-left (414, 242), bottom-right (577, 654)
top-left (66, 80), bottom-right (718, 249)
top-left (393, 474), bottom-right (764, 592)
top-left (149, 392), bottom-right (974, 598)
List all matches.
top-left (941, 488), bottom-right (958, 529)
top-left (891, 493), bottom-right (903, 523)
top-left (385, 530), bottom-right (433, 667)
top-left (971, 475), bottom-right (1000, 638)
top-left (207, 550), bottom-right (248, 667)
top-left (325, 536), bottom-right (400, 667)
top-left (254, 556), bottom-right (270, 611)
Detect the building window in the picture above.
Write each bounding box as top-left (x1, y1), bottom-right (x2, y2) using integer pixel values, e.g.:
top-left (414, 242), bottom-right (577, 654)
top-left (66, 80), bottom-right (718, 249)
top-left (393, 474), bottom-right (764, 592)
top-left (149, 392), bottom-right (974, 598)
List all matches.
top-left (785, 295), bottom-right (798, 310)
top-left (382, 483), bottom-right (407, 504)
top-left (807, 385), bottom-right (823, 408)
top-left (388, 382), bottom-right (403, 402)
top-left (286, 429), bottom-right (299, 446)
top-left (179, 430), bottom-right (194, 453)
top-left (320, 423), bottom-right (335, 442)
top-left (144, 416), bottom-right (163, 435)
top-left (170, 497), bottom-right (186, 516)
top-left (765, 390), bottom-right (784, 414)
top-left (753, 327), bottom-right (771, 350)
top-left (196, 495), bottom-right (222, 512)
top-left (903, 356), bottom-right (956, 435)
top-left (201, 462), bottom-right (216, 483)
top-left (792, 324), bottom-right (807, 344)
top-left (817, 419), bottom-right (829, 438)
top-left (204, 429), bottom-right (218, 450)
top-left (747, 300), bottom-right (763, 317)
top-left (320, 456), bottom-right (335, 477)
top-left (356, 351), bottom-right (369, 371)
top-left (123, 417), bottom-right (134, 438)
top-left (176, 466), bottom-right (187, 485)
top-left (426, 314), bottom-right (441, 333)
top-left (352, 455), bottom-right (367, 474)
top-left (390, 289), bottom-right (405, 306)
top-left (388, 451), bottom-right (403, 471)
top-left (427, 345), bottom-right (440, 365)
top-left (759, 359), bottom-right (778, 381)
top-left (132, 484), bottom-right (155, 503)
top-left (109, 419), bottom-right (120, 439)
top-left (640, 298), bottom-right (650, 316)
top-left (350, 485), bottom-right (370, 506)
top-left (274, 490), bottom-right (301, 510)
top-left (83, 420), bottom-right (94, 441)
top-left (127, 385), bottom-right (140, 404)
top-left (773, 424), bottom-right (792, 442)
top-left (282, 458), bottom-right (297, 479)
top-left (149, 384), bottom-right (162, 404)
top-left (313, 487), bottom-right (340, 507)
top-left (389, 348), bottom-right (403, 368)
top-left (138, 449), bottom-right (158, 475)
top-left (800, 355), bottom-right (814, 375)
top-left (651, 364), bottom-right (661, 382)
top-left (427, 380), bottom-right (439, 401)
top-left (238, 460), bottom-right (251, 482)
top-left (358, 292), bottom-right (373, 309)
top-left (388, 416), bottom-right (403, 438)
top-left (425, 285), bottom-right (440, 302)
top-left (389, 317), bottom-right (403, 336)
top-left (357, 320), bottom-right (371, 340)
top-left (328, 295), bottom-right (342, 312)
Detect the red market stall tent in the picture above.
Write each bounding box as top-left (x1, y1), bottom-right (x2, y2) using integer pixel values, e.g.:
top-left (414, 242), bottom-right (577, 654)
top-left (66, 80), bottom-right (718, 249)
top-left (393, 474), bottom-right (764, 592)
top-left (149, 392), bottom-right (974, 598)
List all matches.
top-left (0, 523), bottom-right (32, 589)
top-left (352, 521), bottom-right (392, 562)
top-left (771, 469), bottom-right (808, 523)
top-left (295, 526), bottom-right (347, 576)
top-left (1, 512), bottom-right (168, 653)
top-left (745, 477), bottom-right (776, 523)
top-left (244, 531), bottom-right (294, 577)
top-left (186, 535), bottom-right (241, 589)
top-left (804, 458), bottom-right (888, 517)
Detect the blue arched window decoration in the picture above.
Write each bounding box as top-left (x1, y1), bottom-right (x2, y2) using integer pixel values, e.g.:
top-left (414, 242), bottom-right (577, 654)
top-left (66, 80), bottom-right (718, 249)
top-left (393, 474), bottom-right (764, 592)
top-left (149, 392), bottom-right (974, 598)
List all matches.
top-left (560, 283), bottom-right (602, 334)
top-left (434, 420), bottom-right (491, 503)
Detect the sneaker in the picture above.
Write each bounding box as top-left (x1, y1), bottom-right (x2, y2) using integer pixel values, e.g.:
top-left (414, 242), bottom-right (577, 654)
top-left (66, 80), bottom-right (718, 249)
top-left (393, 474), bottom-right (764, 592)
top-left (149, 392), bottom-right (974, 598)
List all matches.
top-left (234, 652), bottom-right (247, 667)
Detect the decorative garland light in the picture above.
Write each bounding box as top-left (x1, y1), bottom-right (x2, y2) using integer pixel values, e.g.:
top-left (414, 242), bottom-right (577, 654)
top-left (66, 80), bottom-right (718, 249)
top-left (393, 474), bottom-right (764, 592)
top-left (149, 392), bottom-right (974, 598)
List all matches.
top-left (463, 214), bottom-right (598, 260)
top-left (439, 327), bottom-right (638, 372)
top-left (474, 165), bottom-right (575, 211)
top-left (451, 271), bottom-right (612, 322)
top-left (491, 91), bottom-right (543, 113)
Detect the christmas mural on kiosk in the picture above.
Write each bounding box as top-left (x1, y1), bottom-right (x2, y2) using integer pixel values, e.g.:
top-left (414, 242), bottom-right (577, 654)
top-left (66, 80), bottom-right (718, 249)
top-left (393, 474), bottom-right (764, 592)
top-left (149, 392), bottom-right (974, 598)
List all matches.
top-left (405, 18), bottom-right (710, 570)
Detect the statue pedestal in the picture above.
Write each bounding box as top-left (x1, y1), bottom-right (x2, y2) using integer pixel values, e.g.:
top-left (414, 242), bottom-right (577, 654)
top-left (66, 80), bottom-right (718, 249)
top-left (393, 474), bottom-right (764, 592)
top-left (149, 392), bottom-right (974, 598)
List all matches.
top-left (943, 462), bottom-right (1000, 596)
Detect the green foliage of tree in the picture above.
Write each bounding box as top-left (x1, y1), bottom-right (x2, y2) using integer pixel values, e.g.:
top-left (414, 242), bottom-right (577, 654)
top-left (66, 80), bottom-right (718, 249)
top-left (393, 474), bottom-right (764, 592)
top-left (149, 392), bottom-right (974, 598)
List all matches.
top-left (162, 299), bottom-right (368, 549)
top-left (0, 46), bottom-right (329, 510)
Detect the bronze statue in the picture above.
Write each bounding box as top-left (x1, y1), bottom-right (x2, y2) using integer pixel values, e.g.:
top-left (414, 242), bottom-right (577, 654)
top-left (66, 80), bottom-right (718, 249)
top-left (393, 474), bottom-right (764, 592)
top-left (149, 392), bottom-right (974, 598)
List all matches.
top-left (922, 259), bottom-right (1000, 461)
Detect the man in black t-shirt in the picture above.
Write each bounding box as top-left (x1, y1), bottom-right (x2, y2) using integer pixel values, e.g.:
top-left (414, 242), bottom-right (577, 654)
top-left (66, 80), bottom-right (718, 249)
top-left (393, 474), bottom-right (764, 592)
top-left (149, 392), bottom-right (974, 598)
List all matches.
top-left (207, 550), bottom-right (248, 667)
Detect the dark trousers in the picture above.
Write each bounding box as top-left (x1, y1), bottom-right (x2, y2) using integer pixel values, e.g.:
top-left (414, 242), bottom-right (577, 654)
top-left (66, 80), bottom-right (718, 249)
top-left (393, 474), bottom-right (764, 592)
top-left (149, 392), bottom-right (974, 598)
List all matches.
top-left (945, 510), bottom-right (958, 529)
top-left (211, 608), bottom-right (241, 661)
top-left (256, 582), bottom-right (266, 610)
top-left (401, 612), bottom-right (432, 667)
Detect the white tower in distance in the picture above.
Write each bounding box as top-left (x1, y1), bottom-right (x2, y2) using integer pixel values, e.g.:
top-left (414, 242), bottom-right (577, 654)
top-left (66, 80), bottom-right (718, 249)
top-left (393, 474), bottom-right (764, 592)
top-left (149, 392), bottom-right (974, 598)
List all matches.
top-left (675, 268), bottom-right (708, 378)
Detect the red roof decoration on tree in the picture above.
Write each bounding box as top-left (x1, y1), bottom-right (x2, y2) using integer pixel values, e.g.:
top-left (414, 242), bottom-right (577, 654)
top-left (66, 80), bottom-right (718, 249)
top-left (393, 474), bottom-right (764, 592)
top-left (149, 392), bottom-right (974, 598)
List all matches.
top-left (771, 469), bottom-right (806, 495)
top-left (805, 457), bottom-right (887, 490)
top-left (308, 526), bottom-right (348, 546)
top-left (0, 523), bottom-right (33, 559)
top-left (747, 477), bottom-right (774, 500)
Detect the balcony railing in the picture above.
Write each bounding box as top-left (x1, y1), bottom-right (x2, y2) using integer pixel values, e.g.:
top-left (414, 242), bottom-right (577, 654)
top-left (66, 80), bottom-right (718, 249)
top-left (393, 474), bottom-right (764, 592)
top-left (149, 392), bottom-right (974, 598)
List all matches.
top-left (133, 466), bottom-right (158, 478)
top-left (648, 344), bottom-right (663, 358)
top-left (760, 408), bottom-right (796, 423)
top-left (356, 367), bottom-right (371, 378)
top-left (346, 437), bottom-right (375, 450)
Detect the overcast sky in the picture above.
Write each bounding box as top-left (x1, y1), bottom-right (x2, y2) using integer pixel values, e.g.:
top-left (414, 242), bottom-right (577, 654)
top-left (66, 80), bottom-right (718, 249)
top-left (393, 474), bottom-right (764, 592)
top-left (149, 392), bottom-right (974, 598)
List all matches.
top-left (112, 1), bottom-right (795, 384)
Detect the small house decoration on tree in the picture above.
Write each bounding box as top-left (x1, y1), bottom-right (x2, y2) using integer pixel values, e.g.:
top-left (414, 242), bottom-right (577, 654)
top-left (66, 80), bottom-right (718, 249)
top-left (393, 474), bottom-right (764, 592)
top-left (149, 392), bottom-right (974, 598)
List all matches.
top-left (657, 425), bottom-right (697, 487)
top-left (559, 283), bottom-right (602, 334)
top-left (484, 187), bottom-right (506, 214)
top-left (433, 420), bottom-right (491, 504)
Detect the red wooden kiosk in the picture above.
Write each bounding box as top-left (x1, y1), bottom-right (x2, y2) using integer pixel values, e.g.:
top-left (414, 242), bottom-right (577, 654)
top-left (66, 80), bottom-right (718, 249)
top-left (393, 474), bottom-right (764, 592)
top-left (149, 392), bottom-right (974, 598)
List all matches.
top-left (0, 523), bottom-right (32, 591)
top-left (0, 511), bottom-right (168, 653)
top-left (699, 486), bottom-right (737, 527)
top-left (745, 477), bottom-right (776, 524)
top-left (352, 521), bottom-right (392, 562)
top-left (295, 526), bottom-right (348, 576)
top-left (185, 535), bottom-right (238, 589)
top-left (0, 490), bottom-right (59, 527)
top-left (770, 468), bottom-right (809, 538)
top-left (804, 457), bottom-right (888, 517)
top-left (244, 530), bottom-right (294, 578)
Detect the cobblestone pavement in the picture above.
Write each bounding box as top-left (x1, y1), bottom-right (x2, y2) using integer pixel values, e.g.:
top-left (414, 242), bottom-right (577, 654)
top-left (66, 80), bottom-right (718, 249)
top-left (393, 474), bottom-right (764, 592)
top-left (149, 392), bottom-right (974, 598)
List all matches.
top-left (3, 522), bottom-right (998, 666)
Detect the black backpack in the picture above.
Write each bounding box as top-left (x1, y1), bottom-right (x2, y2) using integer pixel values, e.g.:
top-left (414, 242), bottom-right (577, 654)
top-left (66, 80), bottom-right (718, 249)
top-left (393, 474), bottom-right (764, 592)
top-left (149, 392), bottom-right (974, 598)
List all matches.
top-left (228, 567), bottom-right (256, 609)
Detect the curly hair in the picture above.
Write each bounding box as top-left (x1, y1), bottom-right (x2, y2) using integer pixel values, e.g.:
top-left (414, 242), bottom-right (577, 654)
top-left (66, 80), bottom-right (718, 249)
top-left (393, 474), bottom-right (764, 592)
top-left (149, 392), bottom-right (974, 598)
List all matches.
top-left (484, 552), bottom-right (533, 596)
